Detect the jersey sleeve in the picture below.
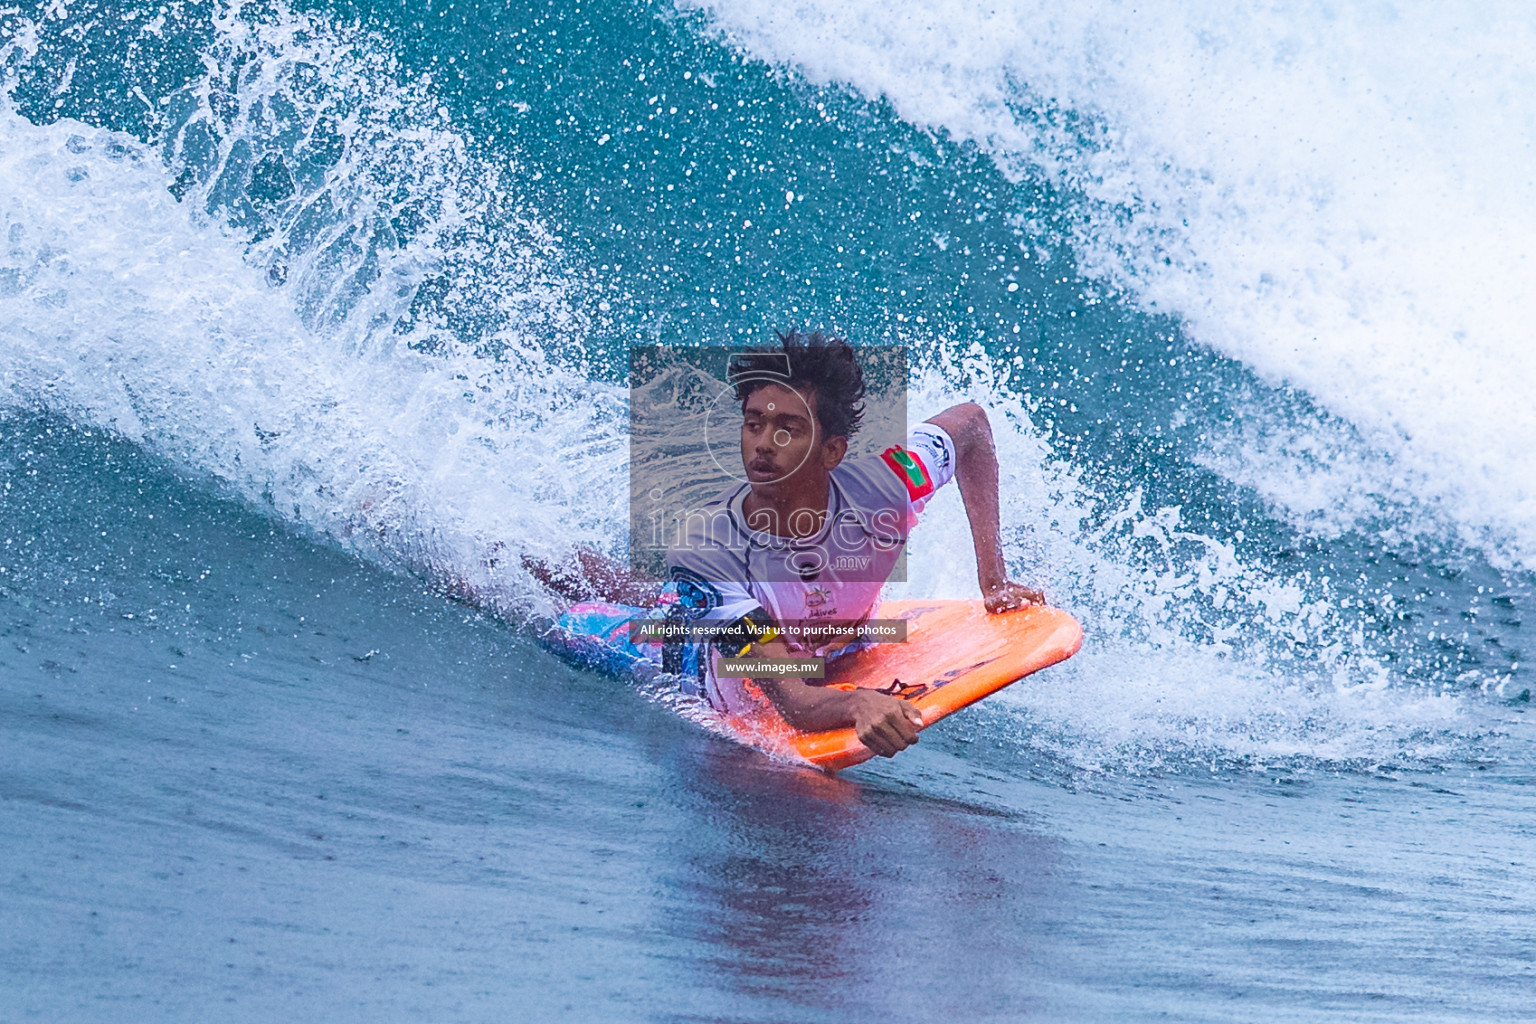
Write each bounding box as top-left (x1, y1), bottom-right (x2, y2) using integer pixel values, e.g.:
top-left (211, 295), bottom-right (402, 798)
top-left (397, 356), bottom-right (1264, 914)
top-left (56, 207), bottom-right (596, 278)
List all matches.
top-left (665, 506), bottom-right (770, 646)
top-left (666, 538), bottom-right (772, 688)
top-left (667, 549), bottom-right (760, 625)
top-left (877, 421), bottom-right (957, 515)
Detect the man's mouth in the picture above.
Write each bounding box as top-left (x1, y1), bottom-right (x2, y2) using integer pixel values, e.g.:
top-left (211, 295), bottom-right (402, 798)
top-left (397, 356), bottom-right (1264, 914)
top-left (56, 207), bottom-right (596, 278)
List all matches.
top-left (747, 458), bottom-right (778, 479)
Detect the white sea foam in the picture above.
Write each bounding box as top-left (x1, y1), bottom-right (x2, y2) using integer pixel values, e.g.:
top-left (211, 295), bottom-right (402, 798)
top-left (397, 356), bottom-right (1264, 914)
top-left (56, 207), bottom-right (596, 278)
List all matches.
top-left (0, 5), bottom-right (623, 618)
top-left (886, 350), bottom-right (1477, 770)
top-left (677, 0), bottom-right (1536, 568)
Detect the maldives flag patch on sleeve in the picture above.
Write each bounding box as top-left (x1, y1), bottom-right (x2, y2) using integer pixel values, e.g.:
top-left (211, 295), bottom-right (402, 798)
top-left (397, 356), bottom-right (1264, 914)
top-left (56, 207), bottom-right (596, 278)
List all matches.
top-left (880, 445), bottom-right (935, 502)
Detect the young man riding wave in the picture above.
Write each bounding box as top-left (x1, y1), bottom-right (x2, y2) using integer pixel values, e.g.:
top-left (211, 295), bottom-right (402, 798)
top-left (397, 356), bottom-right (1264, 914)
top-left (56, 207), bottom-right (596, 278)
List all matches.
top-left (532, 331), bottom-right (1043, 758)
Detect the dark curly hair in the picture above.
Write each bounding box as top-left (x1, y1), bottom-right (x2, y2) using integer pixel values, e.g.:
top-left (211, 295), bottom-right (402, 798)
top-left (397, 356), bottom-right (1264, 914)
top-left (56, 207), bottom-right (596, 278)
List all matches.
top-left (730, 331), bottom-right (867, 439)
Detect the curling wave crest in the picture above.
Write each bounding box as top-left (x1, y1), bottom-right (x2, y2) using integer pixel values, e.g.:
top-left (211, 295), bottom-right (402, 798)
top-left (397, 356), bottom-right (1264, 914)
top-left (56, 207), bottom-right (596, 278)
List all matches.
top-left (678, 0), bottom-right (1536, 569)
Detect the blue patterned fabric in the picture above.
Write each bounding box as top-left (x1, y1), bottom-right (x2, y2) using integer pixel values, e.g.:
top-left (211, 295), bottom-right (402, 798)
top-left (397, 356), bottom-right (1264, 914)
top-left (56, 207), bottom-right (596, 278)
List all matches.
top-left (549, 586), bottom-right (698, 678)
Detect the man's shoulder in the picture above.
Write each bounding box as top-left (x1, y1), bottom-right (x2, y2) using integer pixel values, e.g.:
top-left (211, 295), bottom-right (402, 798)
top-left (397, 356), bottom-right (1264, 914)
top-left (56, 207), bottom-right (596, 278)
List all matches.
top-left (833, 446), bottom-right (910, 507)
top-left (664, 486), bottom-right (757, 618)
top-left (665, 484), bottom-right (751, 584)
top-left (670, 484), bottom-right (750, 549)
top-left (838, 427), bottom-right (956, 508)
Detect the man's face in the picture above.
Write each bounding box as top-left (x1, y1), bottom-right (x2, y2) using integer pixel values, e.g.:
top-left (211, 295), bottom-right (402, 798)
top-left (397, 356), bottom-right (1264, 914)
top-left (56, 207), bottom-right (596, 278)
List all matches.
top-left (740, 383), bottom-right (842, 491)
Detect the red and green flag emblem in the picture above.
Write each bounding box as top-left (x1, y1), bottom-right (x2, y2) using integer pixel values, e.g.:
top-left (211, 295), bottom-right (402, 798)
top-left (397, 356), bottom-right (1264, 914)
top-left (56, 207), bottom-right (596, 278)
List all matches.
top-left (880, 446), bottom-right (934, 501)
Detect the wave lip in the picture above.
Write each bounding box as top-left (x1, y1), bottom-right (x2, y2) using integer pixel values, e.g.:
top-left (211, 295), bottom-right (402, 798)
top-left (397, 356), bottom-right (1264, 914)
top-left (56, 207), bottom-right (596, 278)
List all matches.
top-left (679, 0), bottom-right (1536, 568)
top-left (0, 1), bottom-right (623, 617)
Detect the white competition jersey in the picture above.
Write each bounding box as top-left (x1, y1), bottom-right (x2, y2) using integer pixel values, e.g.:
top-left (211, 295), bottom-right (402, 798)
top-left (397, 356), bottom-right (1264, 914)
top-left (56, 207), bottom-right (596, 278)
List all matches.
top-left (665, 423), bottom-right (956, 713)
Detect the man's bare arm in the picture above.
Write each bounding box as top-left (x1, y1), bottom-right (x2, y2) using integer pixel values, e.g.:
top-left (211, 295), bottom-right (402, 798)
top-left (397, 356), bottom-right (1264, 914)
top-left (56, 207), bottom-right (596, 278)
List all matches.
top-left (748, 636), bottom-right (922, 757)
top-left (522, 548), bottom-right (664, 606)
top-left (924, 402), bottom-right (1045, 612)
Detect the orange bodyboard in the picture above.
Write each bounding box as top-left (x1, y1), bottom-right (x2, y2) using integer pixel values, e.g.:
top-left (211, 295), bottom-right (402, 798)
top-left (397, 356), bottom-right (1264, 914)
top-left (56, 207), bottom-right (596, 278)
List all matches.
top-left (718, 600), bottom-right (1082, 772)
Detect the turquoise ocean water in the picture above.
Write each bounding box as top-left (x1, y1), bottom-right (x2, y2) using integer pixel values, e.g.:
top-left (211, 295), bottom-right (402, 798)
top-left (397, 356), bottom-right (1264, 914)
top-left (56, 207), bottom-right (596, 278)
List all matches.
top-left (3, 1), bottom-right (1534, 1019)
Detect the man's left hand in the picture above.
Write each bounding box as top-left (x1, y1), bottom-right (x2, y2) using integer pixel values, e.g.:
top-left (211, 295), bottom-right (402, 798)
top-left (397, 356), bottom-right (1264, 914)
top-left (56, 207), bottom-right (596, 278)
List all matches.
top-left (983, 581), bottom-right (1045, 613)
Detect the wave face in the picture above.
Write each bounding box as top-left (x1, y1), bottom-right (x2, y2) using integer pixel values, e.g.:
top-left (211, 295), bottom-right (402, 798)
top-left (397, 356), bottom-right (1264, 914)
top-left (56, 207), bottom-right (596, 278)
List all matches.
top-left (679, 0), bottom-right (1536, 567)
top-left (2, 0), bottom-right (1531, 773)
top-left (2, 0), bottom-right (629, 615)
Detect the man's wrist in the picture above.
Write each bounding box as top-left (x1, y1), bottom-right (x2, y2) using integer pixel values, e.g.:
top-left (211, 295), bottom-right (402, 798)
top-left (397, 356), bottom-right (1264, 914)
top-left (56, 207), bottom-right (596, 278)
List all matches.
top-left (979, 569), bottom-right (1009, 593)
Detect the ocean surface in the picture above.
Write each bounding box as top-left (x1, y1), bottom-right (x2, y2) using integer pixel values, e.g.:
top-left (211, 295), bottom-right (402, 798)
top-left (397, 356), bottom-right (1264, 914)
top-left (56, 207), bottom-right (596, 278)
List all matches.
top-left (3, 1), bottom-right (1534, 1020)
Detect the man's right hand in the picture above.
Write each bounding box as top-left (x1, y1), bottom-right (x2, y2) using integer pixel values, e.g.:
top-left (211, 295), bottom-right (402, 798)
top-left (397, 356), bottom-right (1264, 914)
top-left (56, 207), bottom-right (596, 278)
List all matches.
top-left (983, 580), bottom-right (1045, 613)
top-left (850, 689), bottom-right (924, 757)
top-left (754, 640), bottom-right (924, 758)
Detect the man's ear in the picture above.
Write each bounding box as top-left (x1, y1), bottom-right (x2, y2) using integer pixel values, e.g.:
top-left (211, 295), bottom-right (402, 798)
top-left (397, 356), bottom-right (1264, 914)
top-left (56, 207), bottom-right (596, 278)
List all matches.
top-left (820, 434), bottom-right (848, 470)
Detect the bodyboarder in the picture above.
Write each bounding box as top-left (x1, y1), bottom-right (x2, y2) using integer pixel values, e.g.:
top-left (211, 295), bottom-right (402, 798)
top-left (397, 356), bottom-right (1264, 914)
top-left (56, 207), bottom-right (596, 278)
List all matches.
top-left (529, 330), bottom-right (1044, 758)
